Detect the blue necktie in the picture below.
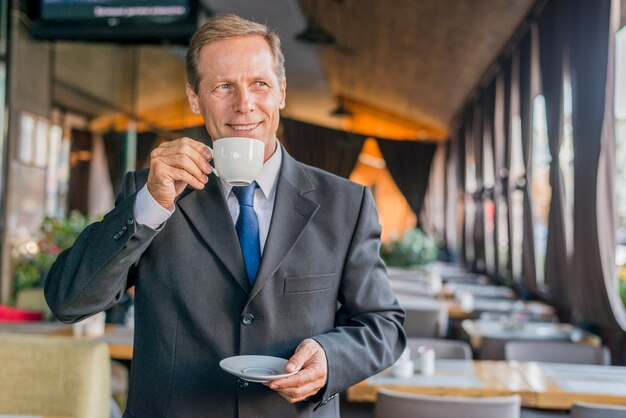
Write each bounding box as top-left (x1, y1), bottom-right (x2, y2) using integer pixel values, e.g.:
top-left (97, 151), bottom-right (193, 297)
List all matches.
top-left (232, 182), bottom-right (261, 285)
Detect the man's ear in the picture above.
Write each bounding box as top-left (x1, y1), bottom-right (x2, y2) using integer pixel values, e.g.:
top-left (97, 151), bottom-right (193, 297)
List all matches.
top-left (279, 79), bottom-right (287, 110)
top-left (186, 83), bottom-right (201, 114)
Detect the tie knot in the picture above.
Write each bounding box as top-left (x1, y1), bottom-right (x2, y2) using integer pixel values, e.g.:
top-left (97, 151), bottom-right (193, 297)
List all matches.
top-left (232, 181), bottom-right (257, 207)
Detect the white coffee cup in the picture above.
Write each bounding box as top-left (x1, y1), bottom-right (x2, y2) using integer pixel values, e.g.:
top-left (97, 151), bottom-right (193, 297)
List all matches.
top-left (212, 137), bottom-right (265, 186)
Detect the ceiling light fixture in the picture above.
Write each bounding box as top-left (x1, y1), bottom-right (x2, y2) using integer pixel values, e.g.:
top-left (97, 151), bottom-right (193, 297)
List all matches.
top-left (295, 17), bottom-right (337, 45)
top-left (330, 97), bottom-right (353, 117)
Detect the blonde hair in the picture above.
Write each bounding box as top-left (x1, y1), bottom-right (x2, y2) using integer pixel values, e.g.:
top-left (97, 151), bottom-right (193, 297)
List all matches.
top-left (186, 14), bottom-right (286, 93)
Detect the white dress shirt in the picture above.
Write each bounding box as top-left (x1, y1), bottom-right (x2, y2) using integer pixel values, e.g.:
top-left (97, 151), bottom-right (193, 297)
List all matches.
top-left (134, 144), bottom-right (282, 255)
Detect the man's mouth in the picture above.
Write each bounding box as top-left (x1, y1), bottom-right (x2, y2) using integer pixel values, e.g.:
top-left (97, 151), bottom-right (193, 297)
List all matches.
top-left (227, 122), bottom-right (261, 132)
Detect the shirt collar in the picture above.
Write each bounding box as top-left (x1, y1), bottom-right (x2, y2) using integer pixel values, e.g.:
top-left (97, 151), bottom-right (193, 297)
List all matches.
top-left (220, 142), bottom-right (282, 200)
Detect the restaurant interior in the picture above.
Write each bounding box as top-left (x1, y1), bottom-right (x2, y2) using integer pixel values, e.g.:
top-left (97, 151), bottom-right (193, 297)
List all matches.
top-left (0, 0), bottom-right (626, 417)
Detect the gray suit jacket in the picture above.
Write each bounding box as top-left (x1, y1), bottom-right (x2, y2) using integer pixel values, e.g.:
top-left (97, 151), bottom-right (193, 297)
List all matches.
top-left (45, 149), bottom-right (405, 417)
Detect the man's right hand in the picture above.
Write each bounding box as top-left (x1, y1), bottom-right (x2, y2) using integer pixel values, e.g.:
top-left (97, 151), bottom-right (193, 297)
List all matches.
top-left (147, 137), bottom-right (213, 209)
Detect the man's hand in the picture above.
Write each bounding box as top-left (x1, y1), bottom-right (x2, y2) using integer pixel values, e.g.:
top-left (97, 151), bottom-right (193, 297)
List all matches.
top-left (266, 339), bottom-right (328, 403)
top-left (147, 137), bottom-right (213, 209)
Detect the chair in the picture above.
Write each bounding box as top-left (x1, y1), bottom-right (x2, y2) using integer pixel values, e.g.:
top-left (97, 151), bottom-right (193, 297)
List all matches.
top-left (570, 402), bottom-right (626, 418)
top-left (403, 305), bottom-right (449, 338)
top-left (0, 333), bottom-right (110, 418)
top-left (504, 341), bottom-right (611, 365)
top-left (373, 389), bottom-right (521, 418)
top-left (15, 287), bottom-right (54, 320)
top-left (406, 337), bottom-right (472, 359)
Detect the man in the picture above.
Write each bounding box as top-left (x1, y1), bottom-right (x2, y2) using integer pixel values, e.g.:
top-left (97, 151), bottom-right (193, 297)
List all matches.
top-left (45, 14), bottom-right (405, 417)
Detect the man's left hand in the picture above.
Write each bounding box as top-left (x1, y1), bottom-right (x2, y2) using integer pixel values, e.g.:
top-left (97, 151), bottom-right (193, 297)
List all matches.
top-left (265, 338), bottom-right (328, 403)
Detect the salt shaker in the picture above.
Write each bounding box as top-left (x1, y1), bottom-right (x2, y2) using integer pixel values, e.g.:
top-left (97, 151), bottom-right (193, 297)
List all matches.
top-left (416, 345), bottom-right (435, 375)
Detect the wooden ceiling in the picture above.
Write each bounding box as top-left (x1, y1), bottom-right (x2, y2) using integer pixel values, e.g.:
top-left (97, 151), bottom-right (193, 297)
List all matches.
top-left (311, 0), bottom-right (535, 136)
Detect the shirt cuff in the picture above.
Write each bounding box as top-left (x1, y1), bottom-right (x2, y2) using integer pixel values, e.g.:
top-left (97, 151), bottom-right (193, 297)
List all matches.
top-left (134, 185), bottom-right (175, 229)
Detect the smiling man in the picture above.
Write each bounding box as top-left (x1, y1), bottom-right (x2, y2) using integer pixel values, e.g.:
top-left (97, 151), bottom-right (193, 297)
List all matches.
top-left (45, 14), bottom-right (405, 418)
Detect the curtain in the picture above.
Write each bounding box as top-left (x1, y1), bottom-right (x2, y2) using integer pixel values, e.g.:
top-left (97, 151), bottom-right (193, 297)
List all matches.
top-left (473, 101), bottom-right (486, 272)
top-left (569, 0), bottom-right (626, 330)
top-left (538, 0), bottom-right (570, 313)
top-left (456, 123), bottom-right (467, 264)
top-left (377, 137), bottom-right (437, 226)
top-left (445, 139), bottom-right (459, 258)
top-left (495, 56), bottom-right (513, 283)
top-left (88, 133), bottom-right (114, 217)
top-left (482, 79), bottom-right (497, 276)
top-left (281, 118), bottom-right (365, 178)
top-left (518, 28), bottom-right (539, 294)
top-left (463, 108), bottom-right (476, 266)
top-left (422, 142), bottom-right (447, 243)
top-left (103, 130), bottom-right (159, 196)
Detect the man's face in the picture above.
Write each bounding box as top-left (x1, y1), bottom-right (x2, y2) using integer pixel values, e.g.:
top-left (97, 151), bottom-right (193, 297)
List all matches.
top-left (186, 35), bottom-right (286, 162)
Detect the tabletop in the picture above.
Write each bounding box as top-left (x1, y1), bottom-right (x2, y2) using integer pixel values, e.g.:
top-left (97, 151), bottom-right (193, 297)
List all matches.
top-left (347, 359), bottom-right (626, 409)
top-left (347, 359), bottom-right (535, 406)
top-left (460, 319), bottom-right (600, 349)
top-left (510, 361), bottom-right (626, 409)
top-left (443, 283), bottom-right (516, 299)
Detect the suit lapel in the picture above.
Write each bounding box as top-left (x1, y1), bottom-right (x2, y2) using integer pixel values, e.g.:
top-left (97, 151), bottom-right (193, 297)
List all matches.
top-left (249, 151), bottom-right (319, 301)
top-left (177, 177), bottom-right (250, 294)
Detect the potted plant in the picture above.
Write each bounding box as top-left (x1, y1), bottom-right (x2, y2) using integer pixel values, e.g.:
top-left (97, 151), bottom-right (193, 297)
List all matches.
top-left (380, 227), bottom-right (439, 267)
top-left (618, 266), bottom-right (626, 307)
top-left (13, 211), bottom-right (96, 302)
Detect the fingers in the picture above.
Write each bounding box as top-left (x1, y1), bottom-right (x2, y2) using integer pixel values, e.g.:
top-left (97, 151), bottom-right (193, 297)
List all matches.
top-left (151, 137), bottom-right (213, 178)
top-left (147, 137), bottom-right (213, 208)
top-left (274, 380), bottom-right (324, 403)
top-left (285, 339), bottom-right (323, 373)
top-left (266, 339), bottom-right (328, 404)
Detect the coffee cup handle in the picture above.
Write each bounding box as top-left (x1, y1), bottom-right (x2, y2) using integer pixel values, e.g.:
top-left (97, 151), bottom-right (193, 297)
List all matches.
top-left (207, 146), bottom-right (220, 178)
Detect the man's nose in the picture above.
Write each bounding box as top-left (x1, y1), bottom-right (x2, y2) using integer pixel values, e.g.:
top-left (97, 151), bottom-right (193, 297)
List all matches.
top-left (233, 88), bottom-right (254, 113)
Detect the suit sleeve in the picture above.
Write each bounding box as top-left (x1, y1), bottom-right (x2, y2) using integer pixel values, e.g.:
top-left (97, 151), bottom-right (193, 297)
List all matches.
top-left (311, 186), bottom-right (406, 406)
top-left (44, 171), bottom-right (161, 323)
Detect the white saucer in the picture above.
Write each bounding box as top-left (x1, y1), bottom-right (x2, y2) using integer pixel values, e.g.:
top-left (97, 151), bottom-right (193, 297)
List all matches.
top-left (219, 355), bottom-right (297, 383)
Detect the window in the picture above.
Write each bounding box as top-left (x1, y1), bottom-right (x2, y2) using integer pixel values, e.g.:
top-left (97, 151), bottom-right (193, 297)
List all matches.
top-left (560, 75), bottom-right (574, 220)
top-left (531, 95), bottom-right (551, 286)
top-left (614, 27), bottom-right (626, 307)
top-left (483, 123), bottom-right (496, 275)
top-left (509, 114), bottom-right (525, 282)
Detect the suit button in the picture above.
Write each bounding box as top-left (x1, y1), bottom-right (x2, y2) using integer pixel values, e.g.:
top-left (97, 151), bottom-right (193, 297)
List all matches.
top-left (241, 313), bottom-right (254, 325)
top-left (126, 219), bottom-right (134, 226)
top-left (238, 379), bottom-right (249, 389)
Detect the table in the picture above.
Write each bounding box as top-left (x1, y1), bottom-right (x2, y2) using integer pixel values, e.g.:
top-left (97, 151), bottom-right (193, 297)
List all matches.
top-left (512, 362), bottom-right (626, 409)
top-left (469, 299), bottom-right (555, 319)
top-left (0, 321), bottom-right (134, 360)
top-left (443, 283), bottom-right (516, 299)
top-left (347, 359), bottom-right (535, 406)
top-left (390, 280), bottom-right (438, 297)
top-left (347, 360), bottom-right (626, 410)
top-left (460, 319), bottom-right (600, 351)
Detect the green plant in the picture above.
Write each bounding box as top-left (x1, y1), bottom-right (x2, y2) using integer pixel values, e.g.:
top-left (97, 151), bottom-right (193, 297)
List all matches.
top-left (619, 266), bottom-right (626, 308)
top-left (13, 211), bottom-right (96, 297)
top-left (381, 228), bottom-right (439, 267)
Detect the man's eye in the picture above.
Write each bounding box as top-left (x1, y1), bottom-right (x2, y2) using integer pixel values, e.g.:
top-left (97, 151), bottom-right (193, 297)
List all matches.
top-left (255, 81), bottom-right (268, 87)
top-left (218, 84), bottom-right (230, 90)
